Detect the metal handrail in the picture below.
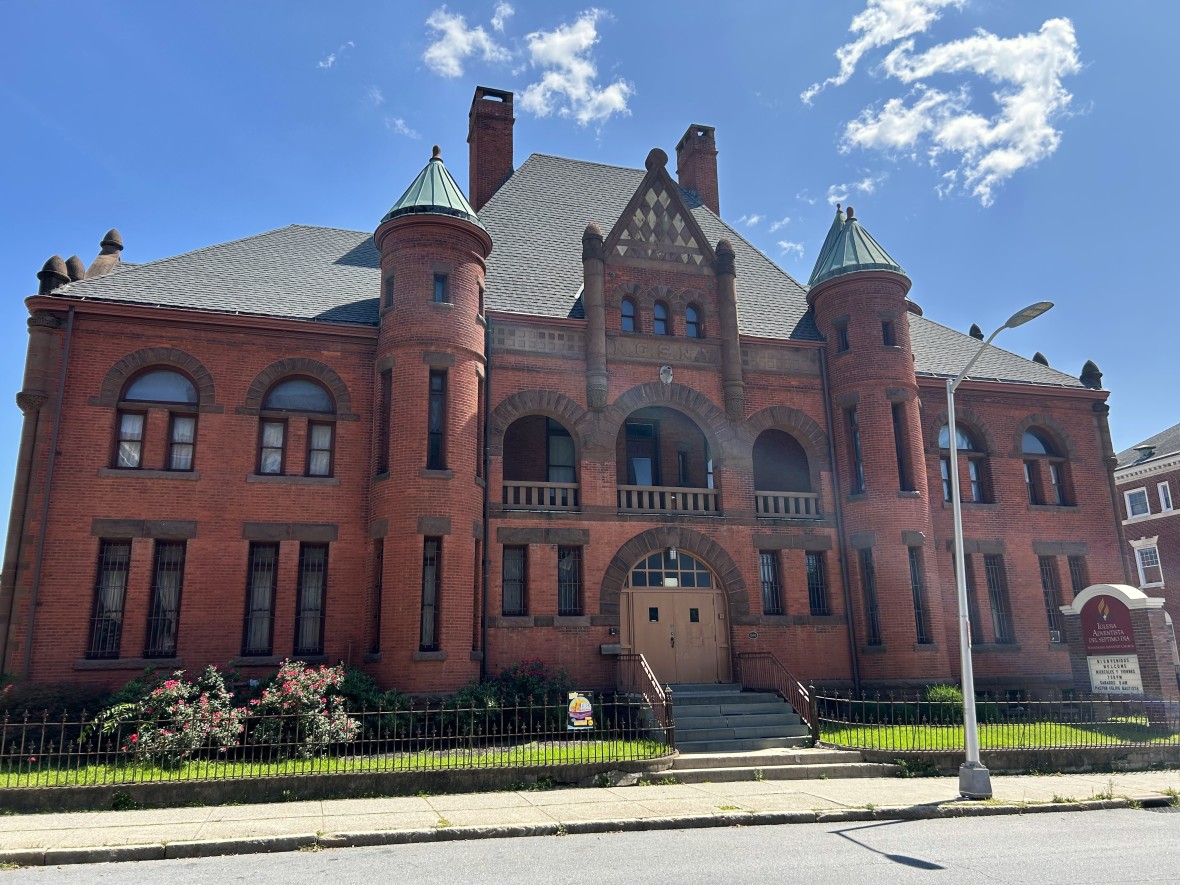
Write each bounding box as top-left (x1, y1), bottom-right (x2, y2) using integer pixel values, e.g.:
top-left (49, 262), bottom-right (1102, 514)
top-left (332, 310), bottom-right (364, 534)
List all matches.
top-left (735, 651), bottom-right (818, 743)
top-left (616, 653), bottom-right (675, 747)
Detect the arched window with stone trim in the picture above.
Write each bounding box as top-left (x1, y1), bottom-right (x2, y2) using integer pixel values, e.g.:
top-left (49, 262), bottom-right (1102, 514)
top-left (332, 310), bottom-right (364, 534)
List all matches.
top-left (114, 369), bottom-right (199, 471)
top-left (501, 415), bottom-right (579, 510)
top-left (938, 424), bottom-right (990, 503)
top-left (616, 406), bottom-right (716, 514)
top-left (257, 377), bottom-right (337, 477)
top-left (620, 297), bottom-right (637, 333)
top-left (653, 301), bottom-right (670, 335)
top-left (752, 429), bottom-right (819, 517)
top-left (685, 304), bottom-right (702, 339)
top-left (1022, 427), bottom-right (1070, 505)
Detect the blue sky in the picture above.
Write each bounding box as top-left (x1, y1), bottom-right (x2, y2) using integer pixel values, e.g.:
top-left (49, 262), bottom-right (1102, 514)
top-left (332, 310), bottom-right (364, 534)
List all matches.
top-left (1, 0), bottom-right (1175, 542)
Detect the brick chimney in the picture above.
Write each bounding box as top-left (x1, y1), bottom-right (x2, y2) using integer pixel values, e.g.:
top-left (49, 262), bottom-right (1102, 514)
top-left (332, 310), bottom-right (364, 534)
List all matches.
top-left (467, 86), bottom-right (514, 212)
top-left (675, 124), bottom-right (719, 215)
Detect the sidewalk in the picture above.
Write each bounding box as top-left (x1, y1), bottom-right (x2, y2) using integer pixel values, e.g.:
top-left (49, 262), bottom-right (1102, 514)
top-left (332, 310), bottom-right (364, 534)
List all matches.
top-left (2, 770), bottom-right (1178, 867)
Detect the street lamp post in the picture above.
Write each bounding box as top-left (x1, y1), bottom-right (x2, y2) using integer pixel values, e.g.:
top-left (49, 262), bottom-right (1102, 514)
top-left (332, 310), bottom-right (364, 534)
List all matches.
top-left (947, 300), bottom-right (1053, 800)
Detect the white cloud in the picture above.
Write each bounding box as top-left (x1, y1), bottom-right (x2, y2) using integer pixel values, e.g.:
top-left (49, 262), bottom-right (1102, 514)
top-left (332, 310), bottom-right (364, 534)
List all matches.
top-left (423, 6), bottom-right (511, 78)
top-left (802, 0), bottom-right (961, 103)
top-left (317, 41), bottom-right (355, 70)
top-left (385, 117), bottom-right (422, 139)
top-left (795, 190), bottom-right (817, 206)
top-left (807, 2), bottom-right (1081, 205)
top-left (518, 10), bottom-right (633, 126)
top-left (778, 241), bottom-right (805, 258)
top-left (491, 2), bottom-right (514, 32)
top-left (366, 86), bottom-right (385, 106)
top-left (769, 215), bottom-right (791, 232)
top-left (737, 213), bottom-right (763, 227)
top-left (825, 174), bottom-right (887, 206)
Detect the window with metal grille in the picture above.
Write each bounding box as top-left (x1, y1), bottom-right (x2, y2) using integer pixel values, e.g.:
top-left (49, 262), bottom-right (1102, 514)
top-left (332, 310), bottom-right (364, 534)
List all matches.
top-left (377, 369), bottom-right (392, 475)
top-left (908, 547), bottom-right (932, 644)
top-left (476, 375), bottom-right (486, 479)
top-left (954, 551), bottom-right (983, 645)
top-left (984, 554), bottom-right (1015, 643)
top-left (502, 546), bottom-right (528, 616)
top-left (420, 538), bottom-right (441, 651)
top-left (1068, 555), bottom-right (1088, 598)
top-left (759, 551), bottom-right (783, 615)
top-left (859, 548), bottom-right (882, 645)
top-left (806, 552), bottom-right (830, 616)
top-left (847, 408), bottom-right (865, 494)
top-left (144, 541), bottom-right (186, 658)
top-left (87, 540), bottom-right (131, 659)
top-left (294, 544), bottom-right (327, 656)
top-left (427, 370), bottom-right (447, 470)
top-left (1039, 556), bottom-right (1065, 641)
top-left (369, 539), bottom-right (383, 655)
top-left (242, 543), bottom-right (277, 656)
top-left (558, 546), bottom-right (583, 616)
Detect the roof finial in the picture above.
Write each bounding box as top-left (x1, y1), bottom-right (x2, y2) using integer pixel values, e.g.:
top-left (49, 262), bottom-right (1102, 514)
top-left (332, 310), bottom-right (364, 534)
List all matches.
top-left (845, 205), bottom-right (855, 221)
top-left (432, 144), bottom-right (441, 160)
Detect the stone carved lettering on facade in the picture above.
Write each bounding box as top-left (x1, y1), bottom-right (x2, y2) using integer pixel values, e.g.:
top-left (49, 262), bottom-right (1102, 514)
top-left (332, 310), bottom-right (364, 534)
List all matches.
top-left (608, 336), bottom-right (719, 366)
top-left (741, 345), bottom-right (821, 377)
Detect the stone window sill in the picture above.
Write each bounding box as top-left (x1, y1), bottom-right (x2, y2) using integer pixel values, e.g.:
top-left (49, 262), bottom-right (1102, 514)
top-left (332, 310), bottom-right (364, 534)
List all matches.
top-left (974, 643), bottom-right (1021, 653)
top-left (421, 469), bottom-right (454, 479)
top-left (75, 657), bottom-right (183, 671)
top-left (554, 616), bottom-right (591, 627)
top-left (897, 490), bottom-right (922, 499)
top-left (247, 475), bottom-right (340, 486)
top-left (229, 655), bottom-right (285, 667)
top-left (98, 468), bottom-right (200, 481)
top-left (1028, 503), bottom-right (1078, 513)
top-left (412, 650), bottom-right (448, 662)
top-left (913, 643), bottom-right (939, 652)
top-left (861, 644), bottom-right (887, 654)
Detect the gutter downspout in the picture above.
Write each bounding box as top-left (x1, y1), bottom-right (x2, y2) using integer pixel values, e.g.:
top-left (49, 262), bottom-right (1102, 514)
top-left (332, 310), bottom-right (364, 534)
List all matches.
top-left (480, 318), bottom-right (491, 680)
top-left (22, 305), bottom-right (74, 678)
top-left (820, 347), bottom-right (860, 694)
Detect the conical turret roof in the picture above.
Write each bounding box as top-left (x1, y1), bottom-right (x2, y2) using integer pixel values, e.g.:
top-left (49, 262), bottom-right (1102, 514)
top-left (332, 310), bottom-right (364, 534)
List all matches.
top-left (807, 205), bottom-right (905, 287)
top-left (379, 146), bottom-right (484, 228)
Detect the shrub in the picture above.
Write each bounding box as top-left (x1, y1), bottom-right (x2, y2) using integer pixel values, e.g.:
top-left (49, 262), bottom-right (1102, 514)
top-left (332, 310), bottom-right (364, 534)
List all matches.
top-left (489, 659), bottom-right (571, 704)
top-left (247, 660), bottom-right (359, 757)
top-left (334, 666), bottom-right (410, 739)
top-left (93, 666), bottom-right (245, 766)
top-left (921, 684), bottom-right (964, 725)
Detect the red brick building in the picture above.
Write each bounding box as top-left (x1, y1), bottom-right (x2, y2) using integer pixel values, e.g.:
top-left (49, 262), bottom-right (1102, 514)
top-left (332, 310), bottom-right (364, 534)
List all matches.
top-left (0, 87), bottom-right (1131, 697)
top-left (1115, 422), bottom-right (1180, 668)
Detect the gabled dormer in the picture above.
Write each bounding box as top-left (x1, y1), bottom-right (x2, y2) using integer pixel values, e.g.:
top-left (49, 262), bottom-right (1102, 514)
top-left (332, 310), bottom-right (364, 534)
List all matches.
top-left (603, 148), bottom-right (715, 274)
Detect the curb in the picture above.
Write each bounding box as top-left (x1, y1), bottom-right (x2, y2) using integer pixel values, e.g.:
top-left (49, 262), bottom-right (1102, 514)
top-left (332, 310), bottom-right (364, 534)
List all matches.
top-left (3, 796), bottom-right (1170, 867)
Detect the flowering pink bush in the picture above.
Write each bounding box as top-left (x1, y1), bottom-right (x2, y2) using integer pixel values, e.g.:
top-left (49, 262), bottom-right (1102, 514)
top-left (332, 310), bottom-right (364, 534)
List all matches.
top-left (98, 666), bottom-right (245, 765)
top-left (249, 660), bottom-right (358, 757)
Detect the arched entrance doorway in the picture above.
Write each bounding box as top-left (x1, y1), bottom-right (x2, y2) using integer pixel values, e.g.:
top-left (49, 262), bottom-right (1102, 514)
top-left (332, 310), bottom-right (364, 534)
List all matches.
top-left (621, 549), bottom-right (731, 684)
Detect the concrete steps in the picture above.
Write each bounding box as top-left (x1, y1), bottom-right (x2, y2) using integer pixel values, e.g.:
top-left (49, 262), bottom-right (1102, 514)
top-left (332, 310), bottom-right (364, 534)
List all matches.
top-left (669, 748), bottom-right (901, 783)
top-left (670, 683), bottom-right (811, 754)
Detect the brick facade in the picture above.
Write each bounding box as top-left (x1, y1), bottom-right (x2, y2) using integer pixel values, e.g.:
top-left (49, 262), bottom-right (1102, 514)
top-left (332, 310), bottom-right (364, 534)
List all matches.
top-left (0, 87), bottom-right (1129, 698)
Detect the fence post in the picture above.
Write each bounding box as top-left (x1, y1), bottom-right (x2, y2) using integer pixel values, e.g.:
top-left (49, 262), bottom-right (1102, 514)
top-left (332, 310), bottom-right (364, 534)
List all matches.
top-left (808, 684), bottom-right (819, 745)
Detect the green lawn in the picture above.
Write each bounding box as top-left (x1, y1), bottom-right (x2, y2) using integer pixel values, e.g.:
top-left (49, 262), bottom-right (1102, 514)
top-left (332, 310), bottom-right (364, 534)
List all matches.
top-left (821, 719), bottom-right (1180, 751)
top-left (0, 740), bottom-right (669, 789)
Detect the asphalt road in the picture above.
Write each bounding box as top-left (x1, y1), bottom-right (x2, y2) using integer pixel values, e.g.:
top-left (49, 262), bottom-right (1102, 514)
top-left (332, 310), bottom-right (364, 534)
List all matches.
top-left (8, 807), bottom-right (1180, 883)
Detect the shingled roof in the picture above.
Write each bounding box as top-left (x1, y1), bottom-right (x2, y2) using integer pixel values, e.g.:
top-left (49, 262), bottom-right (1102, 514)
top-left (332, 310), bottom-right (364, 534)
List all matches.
top-left (36, 152), bottom-right (1081, 389)
top-left (1116, 421), bottom-right (1180, 469)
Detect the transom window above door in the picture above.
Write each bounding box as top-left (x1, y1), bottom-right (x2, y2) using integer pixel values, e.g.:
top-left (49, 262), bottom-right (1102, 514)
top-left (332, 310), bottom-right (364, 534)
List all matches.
top-left (629, 550), bottom-right (713, 589)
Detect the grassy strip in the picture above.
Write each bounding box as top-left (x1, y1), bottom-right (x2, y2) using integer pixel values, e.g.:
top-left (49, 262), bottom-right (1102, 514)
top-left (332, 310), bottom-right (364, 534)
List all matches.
top-left (821, 720), bottom-right (1180, 751)
top-left (0, 740), bottom-right (667, 788)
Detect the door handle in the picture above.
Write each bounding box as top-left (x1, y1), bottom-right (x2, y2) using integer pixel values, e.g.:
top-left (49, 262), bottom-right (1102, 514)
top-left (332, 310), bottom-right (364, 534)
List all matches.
top-left (670, 624), bottom-right (676, 648)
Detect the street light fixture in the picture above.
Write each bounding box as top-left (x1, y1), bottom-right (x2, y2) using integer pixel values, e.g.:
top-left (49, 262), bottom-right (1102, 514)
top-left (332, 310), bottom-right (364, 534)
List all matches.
top-left (947, 300), bottom-right (1053, 799)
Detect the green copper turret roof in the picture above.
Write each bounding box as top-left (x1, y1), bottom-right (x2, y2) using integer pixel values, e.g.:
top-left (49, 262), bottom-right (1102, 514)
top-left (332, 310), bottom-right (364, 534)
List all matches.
top-left (807, 205), bottom-right (905, 287)
top-left (379, 146), bottom-right (484, 228)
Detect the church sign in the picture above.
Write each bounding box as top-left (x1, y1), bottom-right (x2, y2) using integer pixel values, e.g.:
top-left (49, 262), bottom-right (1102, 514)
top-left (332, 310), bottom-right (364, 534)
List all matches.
top-left (1079, 593), bottom-right (1142, 695)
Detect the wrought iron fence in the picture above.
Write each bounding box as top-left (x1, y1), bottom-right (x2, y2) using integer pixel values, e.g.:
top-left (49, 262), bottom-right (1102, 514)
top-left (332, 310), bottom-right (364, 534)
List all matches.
top-left (0, 692), bottom-right (671, 789)
top-left (816, 691), bottom-right (1180, 752)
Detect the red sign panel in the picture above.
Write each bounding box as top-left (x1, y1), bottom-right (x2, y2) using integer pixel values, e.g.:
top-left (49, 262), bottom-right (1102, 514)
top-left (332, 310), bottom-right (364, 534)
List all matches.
top-left (1081, 594), bottom-right (1137, 654)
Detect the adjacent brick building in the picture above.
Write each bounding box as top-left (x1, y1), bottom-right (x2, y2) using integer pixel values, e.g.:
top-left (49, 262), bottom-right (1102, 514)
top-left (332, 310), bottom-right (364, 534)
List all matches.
top-left (1115, 422), bottom-right (1180, 668)
top-left (0, 87), bottom-right (1131, 697)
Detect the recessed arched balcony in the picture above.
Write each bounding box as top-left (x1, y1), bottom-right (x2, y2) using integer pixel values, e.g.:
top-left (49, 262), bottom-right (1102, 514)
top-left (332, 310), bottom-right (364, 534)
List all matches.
top-left (752, 429), bottom-right (820, 518)
top-left (616, 407), bottom-right (718, 514)
top-left (502, 416), bottom-right (580, 510)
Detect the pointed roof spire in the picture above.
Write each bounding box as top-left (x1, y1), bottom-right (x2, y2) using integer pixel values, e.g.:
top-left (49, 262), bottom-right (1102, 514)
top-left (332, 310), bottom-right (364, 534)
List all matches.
top-left (807, 204), bottom-right (906, 287)
top-left (379, 145), bottom-right (484, 229)
top-left (969, 323), bottom-right (984, 340)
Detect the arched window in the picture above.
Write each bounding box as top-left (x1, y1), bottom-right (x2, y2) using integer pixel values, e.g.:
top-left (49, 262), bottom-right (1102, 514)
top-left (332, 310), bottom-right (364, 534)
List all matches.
top-left (258, 378), bottom-right (337, 477)
top-left (115, 369), bottom-right (199, 471)
top-left (628, 549), bottom-right (713, 589)
top-left (621, 297), bottom-right (637, 333)
top-left (752, 430), bottom-right (817, 517)
top-left (685, 304), bottom-right (702, 339)
top-left (653, 301), bottom-right (669, 335)
top-left (1022, 428), bottom-right (1069, 505)
top-left (938, 424), bottom-right (989, 503)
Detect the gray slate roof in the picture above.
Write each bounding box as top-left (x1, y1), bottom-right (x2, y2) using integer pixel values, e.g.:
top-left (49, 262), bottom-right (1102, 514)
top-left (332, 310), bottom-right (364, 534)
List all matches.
top-left (38, 152), bottom-right (1080, 389)
top-left (1116, 421), bottom-right (1180, 469)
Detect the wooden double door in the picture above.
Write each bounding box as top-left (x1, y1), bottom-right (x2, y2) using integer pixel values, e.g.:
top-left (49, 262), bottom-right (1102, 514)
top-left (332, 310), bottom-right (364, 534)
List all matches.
top-left (626, 589), bottom-right (730, 685)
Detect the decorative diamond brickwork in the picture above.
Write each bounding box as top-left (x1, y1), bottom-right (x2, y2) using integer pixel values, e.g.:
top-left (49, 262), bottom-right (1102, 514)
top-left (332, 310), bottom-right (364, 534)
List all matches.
top-left (615, 178), bottom-right (706, 266)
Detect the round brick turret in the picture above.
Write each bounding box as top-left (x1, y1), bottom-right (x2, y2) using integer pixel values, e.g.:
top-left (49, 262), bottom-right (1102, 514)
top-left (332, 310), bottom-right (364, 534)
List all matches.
top-left (371, 147), bottom-right (493, 691)
top-left (807, 206), bottom-right (949, 682)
